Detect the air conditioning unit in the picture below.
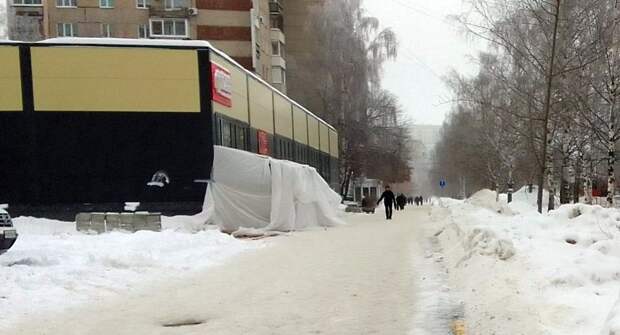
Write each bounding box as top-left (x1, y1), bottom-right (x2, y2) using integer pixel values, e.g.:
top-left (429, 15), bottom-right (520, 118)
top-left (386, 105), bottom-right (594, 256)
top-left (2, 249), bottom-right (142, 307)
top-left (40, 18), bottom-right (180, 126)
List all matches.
top-left (188, 7), bottom-right (198, 16)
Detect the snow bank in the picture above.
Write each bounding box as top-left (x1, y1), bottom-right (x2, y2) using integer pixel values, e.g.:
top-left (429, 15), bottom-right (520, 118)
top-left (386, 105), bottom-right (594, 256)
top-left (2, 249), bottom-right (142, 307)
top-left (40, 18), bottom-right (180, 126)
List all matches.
top-left (466, 189), bottom-right (514, 215)
top-left (432, 190), bottom-right (620, 334)
top-left (603, 294), bottom-right (620, 334)
top-left (0, 216), bottom-right (257, 330)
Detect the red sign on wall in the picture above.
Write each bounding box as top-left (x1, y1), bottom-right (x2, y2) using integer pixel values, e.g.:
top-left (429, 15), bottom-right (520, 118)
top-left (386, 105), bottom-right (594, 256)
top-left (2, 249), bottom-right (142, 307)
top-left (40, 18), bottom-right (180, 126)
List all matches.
top-left (211, 62), bottom-right (232, 107)
top-left (257, 130), bottom-right (270, 156)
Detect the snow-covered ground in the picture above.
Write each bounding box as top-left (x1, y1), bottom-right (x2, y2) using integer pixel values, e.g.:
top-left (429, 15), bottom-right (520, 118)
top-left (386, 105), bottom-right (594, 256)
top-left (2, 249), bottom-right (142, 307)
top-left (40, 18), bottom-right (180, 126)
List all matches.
top-left (431, 188), bottom-right (620, 334)
top-left (0, 216), bottom-right (258, 331)
top-left (2, 208), bottom-right (438, 335)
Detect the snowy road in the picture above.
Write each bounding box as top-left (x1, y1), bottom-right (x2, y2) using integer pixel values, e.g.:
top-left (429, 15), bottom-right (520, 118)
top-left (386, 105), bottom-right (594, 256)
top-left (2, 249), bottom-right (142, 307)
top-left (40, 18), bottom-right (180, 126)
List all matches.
top-left (8, 207), bottom-right (444, 335)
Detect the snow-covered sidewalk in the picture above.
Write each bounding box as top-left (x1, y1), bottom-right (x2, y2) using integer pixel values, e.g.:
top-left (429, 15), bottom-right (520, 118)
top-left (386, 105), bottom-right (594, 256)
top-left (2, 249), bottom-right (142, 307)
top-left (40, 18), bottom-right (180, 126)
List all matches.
top-left (0, 216), bottom-right (257, 332)
top-left (4, 208), bottom-right (445, 335)
top-left (431, 188), bottom-right (620, 334)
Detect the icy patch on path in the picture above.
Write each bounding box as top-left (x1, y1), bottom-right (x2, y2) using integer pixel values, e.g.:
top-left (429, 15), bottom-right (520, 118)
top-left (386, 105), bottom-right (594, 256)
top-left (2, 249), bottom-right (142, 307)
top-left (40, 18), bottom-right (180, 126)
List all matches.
top-left (410, 235), bottom-right (462, 334)
top-left (410, 208), bottom-right (463, 334)
top-left (0, 216), bottom-right (258, 330)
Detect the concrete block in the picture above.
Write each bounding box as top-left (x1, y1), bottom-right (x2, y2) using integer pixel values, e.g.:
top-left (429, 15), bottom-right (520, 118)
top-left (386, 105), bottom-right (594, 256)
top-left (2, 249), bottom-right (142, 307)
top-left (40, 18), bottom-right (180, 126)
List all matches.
top-left (75, 213), bottom-right (92, 232)
top-left (105, 213), bottom-right (121, 231)
top-left (90, 213), bottom-right (106, 234)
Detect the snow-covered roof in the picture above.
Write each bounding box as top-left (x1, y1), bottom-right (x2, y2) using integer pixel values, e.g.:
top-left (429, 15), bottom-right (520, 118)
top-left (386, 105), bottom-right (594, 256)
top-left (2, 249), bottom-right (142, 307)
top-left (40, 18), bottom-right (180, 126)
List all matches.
top-left (39, 37), bottom-right (213, 48)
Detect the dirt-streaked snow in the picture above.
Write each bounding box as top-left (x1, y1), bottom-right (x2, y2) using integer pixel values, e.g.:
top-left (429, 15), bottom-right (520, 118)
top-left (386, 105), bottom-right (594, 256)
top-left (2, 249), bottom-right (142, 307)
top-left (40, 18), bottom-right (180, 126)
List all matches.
top-left (432, 187), bottom-right (620, 334)
top-left (0, 216), bottom-right (257, 331)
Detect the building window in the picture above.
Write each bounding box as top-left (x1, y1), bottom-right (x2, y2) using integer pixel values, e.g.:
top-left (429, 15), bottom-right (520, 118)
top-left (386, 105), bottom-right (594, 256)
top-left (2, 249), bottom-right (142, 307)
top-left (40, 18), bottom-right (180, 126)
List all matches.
top-left (13, 0), bottom-right (42, 5)
top-left (271, 41), bottom-right (279, 56)
top-left (138, 24), bottom-right (149, 38)
top-left (99, 0), bottom-right (114, 8)
top-left (57, 23), bottom-right (77, 37)
top-left (136, 0), bottom-right (150, 8)
top-left (165, 0), bottom-right (188, 9)
top-left (56, 0), bottom-right (76, 7)
top-left (150, 19), bottom-right (188, 38)
top-left (101, 23), bottom-right (111, 37)
top-left (271, 41), bottom-right (284, 57)
top-left (272, 67), bottom-right (285, 85)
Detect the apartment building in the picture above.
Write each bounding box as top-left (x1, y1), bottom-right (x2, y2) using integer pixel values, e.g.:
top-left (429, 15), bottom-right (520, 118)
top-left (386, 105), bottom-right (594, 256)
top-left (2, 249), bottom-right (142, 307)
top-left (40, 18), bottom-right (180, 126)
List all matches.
top-left (284, 0), bottom-right (325, 119)
top-left (6, 0), bottom-right (287, 91)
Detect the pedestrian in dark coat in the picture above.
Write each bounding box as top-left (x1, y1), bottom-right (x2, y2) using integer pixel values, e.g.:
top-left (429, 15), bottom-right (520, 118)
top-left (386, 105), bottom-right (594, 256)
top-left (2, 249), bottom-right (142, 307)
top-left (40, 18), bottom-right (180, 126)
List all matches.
top-left (377, 186), bottom-right (396, 220)
top-left (396, 193), bottom-right (407, 210)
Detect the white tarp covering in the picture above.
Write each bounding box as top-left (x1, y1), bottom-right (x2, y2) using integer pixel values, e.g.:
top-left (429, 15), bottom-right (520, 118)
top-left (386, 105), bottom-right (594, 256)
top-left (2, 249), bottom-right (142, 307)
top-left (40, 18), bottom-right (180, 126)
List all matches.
top-left (203, 146), bottom-right (343, 233)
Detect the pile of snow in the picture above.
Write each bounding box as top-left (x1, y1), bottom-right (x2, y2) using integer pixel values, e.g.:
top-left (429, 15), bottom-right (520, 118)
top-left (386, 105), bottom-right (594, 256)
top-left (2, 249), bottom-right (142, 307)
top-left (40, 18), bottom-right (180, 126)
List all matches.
top-left (603, 294), bottom-right (620, 334)
top-left (432, 189), bottom-right (620, 334)
top-left (466, 189), bottom-right (514, 215)
top-left (0, 216), bottom-right (257, 330)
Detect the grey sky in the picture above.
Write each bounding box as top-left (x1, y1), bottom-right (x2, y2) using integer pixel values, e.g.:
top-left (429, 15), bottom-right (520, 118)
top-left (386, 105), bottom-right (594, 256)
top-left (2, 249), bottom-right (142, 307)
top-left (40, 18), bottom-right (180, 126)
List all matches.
top-left (0, 1), bottom-right (6, 39)
top-left (364, 0), bottom-right (482, 125)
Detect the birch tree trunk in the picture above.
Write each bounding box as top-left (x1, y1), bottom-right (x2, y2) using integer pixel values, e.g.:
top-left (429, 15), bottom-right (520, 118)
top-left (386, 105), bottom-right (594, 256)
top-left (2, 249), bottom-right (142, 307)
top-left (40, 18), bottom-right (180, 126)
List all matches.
top-left (606, 0), bottom-right (619, 207)
top-left (547, 145), bottom-right (556, 211)
top-left (607, 98), bottom-right (616, 207)
top-left (537, 0), bottom-right (562, 213)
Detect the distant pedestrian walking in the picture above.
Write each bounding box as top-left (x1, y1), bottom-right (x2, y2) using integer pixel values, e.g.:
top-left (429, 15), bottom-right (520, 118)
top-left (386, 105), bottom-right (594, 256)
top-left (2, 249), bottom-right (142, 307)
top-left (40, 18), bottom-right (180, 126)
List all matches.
top-left (377, 186), bottom-right (396, 220)
top-left (396, 193), bottom-right (407, 210)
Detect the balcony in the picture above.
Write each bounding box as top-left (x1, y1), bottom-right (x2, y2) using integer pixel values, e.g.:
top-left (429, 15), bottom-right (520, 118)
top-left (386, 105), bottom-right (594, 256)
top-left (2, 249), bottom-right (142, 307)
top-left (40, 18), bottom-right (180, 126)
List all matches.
top-left (12, 5), bottom-right (44, 17)
top-left (148, 0), bottom-right (193, 18)
top-left (269, 0), bottom-right (283, 15)
top-left (271, 55), bottom-right (286, 69)
top-left (270, 28), bottom-right (285, 44)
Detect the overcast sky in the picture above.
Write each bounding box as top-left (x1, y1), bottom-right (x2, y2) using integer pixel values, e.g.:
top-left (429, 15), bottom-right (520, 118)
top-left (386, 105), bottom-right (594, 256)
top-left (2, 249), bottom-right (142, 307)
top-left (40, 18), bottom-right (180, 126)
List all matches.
top-left (0, 1), bottom-right (6, 39)
top-left (364, 0), bottom-right (482, 126)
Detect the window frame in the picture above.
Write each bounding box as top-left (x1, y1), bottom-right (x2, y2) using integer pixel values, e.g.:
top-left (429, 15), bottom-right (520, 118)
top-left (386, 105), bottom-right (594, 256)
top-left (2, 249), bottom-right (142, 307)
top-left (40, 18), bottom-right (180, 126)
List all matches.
top-left (164, 0), bottom-right (188, 9)
top-left (57, 23), bottom-right (77, 37)
top-left (271, 67), bottom-right (285, 85)
top-left (56, 0), bottom-right (76, 8)
top-left (12, 0), bottom-right (42, 6)
top-left (101, 23), bottom-right (111, 37)
top-left (149, 18), bottom-right (189, 38)
top-left (99, 0), bottom-right (114, 8)
top-left (136, 0), bottom-right (150, 9)
top-left (138, 24), bottom-right (150, 39)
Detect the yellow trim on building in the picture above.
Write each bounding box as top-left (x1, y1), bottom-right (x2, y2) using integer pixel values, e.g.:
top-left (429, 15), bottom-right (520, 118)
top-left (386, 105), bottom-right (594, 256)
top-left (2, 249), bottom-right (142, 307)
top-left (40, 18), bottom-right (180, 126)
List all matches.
top-left (31, 47), bottom-right (200, 113)
top-left (329, 129), bottom-right (339, 158)
top-left (319, 123), bottom-right (330, 154)
top-left (0, 47), bottom-right (23, 112)
top-left (293, 105), bottom-right (308, 144)
top-left (274, 93), bottom-right (293, 139)
top-left (308, 116), bottom-right (320, 150)
top-left (248, 77), bottom-right (274, 134)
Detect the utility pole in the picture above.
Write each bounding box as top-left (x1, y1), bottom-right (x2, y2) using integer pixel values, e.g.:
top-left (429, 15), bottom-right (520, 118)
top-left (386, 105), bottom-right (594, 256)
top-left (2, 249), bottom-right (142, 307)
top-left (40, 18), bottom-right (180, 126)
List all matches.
top-left (537, 0), bottom-right (562, 213)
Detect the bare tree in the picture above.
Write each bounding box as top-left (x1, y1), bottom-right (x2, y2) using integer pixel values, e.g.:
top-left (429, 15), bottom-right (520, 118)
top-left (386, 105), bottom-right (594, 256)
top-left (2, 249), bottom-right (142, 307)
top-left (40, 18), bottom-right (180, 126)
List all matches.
top-left (310, 0), bottom-right (410, 198)
top-left (433, 0), bottom-right (617, 209)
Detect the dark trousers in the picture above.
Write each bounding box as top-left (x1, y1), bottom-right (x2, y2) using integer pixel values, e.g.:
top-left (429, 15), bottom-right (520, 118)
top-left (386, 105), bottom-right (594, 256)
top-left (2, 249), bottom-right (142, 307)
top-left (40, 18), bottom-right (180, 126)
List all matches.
top-left (384, 203), bottom-right (393, 219)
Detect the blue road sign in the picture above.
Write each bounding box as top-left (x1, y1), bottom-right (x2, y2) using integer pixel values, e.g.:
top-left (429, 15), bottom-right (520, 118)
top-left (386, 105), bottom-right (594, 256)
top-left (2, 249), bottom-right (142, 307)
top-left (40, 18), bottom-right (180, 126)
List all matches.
top-left (439, 179), bottom-right (447, 189)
